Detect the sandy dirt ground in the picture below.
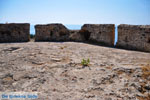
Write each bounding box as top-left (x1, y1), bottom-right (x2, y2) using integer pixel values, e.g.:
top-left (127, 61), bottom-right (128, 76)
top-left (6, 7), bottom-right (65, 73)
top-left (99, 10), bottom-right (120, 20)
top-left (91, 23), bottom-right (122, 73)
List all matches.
top-left (0, 42), bottom-right (150, 100)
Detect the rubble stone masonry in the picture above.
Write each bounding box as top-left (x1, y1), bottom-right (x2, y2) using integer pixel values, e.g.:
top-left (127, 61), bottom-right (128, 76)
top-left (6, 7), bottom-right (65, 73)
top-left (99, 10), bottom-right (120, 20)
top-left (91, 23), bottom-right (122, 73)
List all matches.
top-left (1, 23), bottom-right (150, 52)
top-left (116, 24), bottom-right (150, 52)
top-left (35, 24), bottom-right (69, 41)
top-left (0, 23), bottom-right (30, 42)
top-left (35, 24), bottom-right (115, 46)
top-left (80, 24), bottom-right (115, 46)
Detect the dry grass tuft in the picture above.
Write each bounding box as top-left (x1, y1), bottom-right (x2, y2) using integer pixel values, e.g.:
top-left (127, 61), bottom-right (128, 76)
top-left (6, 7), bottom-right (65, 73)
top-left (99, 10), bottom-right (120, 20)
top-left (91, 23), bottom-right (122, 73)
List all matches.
top-left (138, 64), bottom-right (150, 100)
top-left (141, 64), bottom-right (150, 79)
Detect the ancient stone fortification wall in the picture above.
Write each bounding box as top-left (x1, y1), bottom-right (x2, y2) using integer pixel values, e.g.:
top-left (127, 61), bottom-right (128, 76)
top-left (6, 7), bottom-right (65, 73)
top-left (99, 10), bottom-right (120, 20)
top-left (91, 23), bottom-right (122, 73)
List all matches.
top-left (35, 24), bottom-right (69, 41)
top-left (35, 23), bottom-right (115, 46)
top-left (80, 24), bottom-right (115, 46)
top-left (0, 23), bottom-right (30, 42)
top-left (1, 23), bottom-right (149, 52)
top-left (116, 24), bottom-right (150, 52)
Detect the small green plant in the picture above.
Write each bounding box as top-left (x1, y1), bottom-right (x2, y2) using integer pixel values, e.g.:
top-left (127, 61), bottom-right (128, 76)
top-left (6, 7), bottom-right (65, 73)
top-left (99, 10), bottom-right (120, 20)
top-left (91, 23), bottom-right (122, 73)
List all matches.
top-left (81, 58), bottom-right (90, 66)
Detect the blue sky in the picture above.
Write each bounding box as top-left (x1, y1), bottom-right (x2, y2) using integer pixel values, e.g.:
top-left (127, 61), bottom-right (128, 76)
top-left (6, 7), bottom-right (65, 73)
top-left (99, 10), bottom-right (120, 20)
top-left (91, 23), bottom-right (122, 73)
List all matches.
top-left (0, 0), bottom-right (150, 25)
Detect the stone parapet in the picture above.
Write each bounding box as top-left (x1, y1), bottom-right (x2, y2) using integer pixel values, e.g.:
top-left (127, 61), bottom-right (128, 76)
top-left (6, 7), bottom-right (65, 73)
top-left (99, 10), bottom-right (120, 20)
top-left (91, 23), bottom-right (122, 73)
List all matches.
top-left (116, 24), bottom-right (150, 52)
top-left (35, 23), bottom-right (69, 41)
top-left (0, 23), bottom-right (30, 43)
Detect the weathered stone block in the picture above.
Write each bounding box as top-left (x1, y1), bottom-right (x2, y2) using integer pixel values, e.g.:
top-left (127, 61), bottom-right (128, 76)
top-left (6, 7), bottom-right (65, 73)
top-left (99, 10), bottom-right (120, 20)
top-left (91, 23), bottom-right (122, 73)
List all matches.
top-left (0, 23), bottom-right (30, 43)
top-left (80, 24), bottom-right (115, 46)
top-left (116, 24), bottom-right (150, 52)
top-left (35, 23), bottom-right (69, 41)
top-left (69, 30), bottom-right (85, 42)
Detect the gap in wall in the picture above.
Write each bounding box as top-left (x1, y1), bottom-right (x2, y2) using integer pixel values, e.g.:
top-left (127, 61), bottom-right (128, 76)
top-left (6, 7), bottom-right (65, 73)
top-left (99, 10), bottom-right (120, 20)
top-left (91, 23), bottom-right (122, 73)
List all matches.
top-left (30, 25), bottom-right (35, 35)
top-left (114, 25), bottom-right (118, 45)
top-left (65, 25), bottom-right (82, 30)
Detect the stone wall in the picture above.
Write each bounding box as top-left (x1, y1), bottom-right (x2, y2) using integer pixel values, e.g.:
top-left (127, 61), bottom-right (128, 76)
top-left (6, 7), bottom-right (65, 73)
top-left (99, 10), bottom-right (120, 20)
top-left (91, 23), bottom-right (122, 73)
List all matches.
top-left (116, 24), bottom-right (150, 52)
top-left (69, 30), bottom-right (84, 42)
top-left (35, 24), bottom-right (69, 41)
top-left (0, 23), bottom-right (30, 43)
top-left (1, 23), bottom-right (150, 52)
top-left (35, 23), bottom-right (115, 46)
top-left (80, 24), bottom-right (115, 46)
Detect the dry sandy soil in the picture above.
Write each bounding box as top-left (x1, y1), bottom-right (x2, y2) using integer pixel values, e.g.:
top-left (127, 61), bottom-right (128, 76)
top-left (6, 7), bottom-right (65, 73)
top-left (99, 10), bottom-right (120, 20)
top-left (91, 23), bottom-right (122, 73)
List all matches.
top-left (0, 42), bottom-right (150, 100)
